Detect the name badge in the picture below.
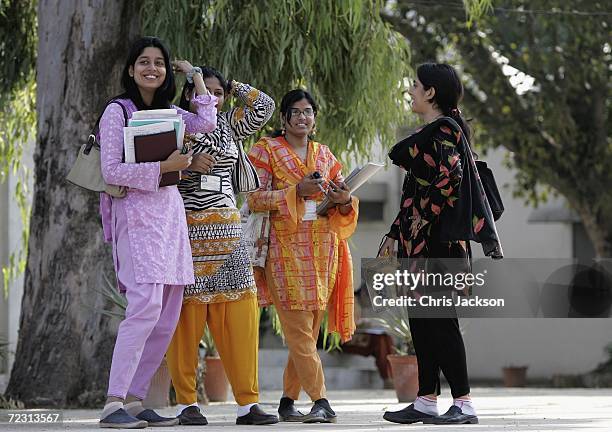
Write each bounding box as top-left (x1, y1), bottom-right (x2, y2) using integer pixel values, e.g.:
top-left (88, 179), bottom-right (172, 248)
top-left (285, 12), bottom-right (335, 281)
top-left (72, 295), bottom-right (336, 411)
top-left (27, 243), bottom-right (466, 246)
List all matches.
top-left (302, 200), bottom-right (318, 221)
top-left (200, 174), bottom-right (223, 192)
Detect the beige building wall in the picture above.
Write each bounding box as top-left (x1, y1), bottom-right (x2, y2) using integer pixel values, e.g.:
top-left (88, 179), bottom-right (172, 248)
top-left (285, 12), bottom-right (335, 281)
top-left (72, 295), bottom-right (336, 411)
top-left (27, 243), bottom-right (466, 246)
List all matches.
top-left (0, 141), bottom-right (32, 385)
top-left (0, 177), bottom-right (9, 375)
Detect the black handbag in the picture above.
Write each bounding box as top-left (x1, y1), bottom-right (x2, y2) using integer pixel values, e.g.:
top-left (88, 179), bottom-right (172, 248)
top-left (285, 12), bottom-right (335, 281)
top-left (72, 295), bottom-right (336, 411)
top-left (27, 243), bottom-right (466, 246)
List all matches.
top-left (474, 160), bottom-right (504, 221)
top-left (441, 117), bottom-right (504, 221)
top-left (437, 117), bottom-right (504, 259)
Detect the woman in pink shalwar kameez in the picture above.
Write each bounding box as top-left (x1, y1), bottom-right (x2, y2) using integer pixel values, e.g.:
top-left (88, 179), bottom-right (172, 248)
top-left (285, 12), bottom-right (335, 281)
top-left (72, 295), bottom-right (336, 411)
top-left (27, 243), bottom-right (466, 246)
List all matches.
top-left (97, 37), bottom-right (217, 429)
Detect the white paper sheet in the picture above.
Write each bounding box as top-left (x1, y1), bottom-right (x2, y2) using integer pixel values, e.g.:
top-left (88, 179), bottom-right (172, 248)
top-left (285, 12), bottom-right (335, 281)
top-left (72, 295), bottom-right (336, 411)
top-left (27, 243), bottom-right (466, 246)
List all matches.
top-left (123, 122), bottom-right (175, 163)
top-left (131, 109), bottom-right (178, 119)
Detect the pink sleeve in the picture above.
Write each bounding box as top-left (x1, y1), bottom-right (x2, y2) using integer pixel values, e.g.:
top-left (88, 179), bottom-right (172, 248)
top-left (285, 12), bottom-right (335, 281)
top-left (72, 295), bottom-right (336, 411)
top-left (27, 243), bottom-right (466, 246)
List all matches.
top-left (176, 94), bottom-right (218, 133)
top-left (99, 103), bottom-right (161, 191)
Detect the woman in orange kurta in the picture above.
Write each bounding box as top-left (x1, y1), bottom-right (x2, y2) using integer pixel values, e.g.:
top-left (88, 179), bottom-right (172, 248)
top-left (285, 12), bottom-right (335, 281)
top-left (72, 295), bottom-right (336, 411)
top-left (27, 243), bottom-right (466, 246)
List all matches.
top-left (247, 89), bottom-right (358, 424)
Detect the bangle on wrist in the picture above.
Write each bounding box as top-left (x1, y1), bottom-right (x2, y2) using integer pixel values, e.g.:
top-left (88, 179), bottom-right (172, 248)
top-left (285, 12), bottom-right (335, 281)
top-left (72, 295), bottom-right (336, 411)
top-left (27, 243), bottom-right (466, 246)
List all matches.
top-left (186, 66), bottom-right (202, 84)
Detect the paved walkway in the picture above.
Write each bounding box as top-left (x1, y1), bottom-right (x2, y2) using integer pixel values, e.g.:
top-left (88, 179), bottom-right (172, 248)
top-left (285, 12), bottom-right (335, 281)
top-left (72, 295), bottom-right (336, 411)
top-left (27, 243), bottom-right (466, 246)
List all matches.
top-left (2, 388), bottom-right (612, 431)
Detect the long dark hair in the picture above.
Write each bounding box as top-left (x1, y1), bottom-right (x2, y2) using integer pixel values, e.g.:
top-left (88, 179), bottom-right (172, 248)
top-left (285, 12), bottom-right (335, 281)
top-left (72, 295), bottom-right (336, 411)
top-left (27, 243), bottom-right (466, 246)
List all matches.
top-left (271, 89), bottom-right (318, 138)
top-left (417, 63), bottom-right (471, 141)
top-left (178, 66), bottom-right (229, 111)
top-left (119, 36), bottom-right (176, 110)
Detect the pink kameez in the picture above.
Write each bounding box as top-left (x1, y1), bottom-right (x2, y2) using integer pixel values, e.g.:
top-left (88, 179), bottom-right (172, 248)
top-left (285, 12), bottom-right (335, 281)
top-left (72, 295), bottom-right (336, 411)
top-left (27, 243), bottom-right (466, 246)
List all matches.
top-left (99, 95), bottom-right (218, 287)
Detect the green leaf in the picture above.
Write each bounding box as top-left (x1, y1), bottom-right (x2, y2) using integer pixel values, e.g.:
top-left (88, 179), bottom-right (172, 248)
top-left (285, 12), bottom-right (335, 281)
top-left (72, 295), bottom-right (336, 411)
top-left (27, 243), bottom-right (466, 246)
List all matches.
top-left (415, 177), bottom-right (430, 186)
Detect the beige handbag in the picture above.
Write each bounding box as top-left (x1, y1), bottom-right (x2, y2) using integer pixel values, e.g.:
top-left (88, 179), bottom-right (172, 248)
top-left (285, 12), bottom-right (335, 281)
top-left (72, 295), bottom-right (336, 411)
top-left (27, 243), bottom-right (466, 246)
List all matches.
top-left (240, 202), bottom-right (270, 268)
top-left (66, 101), bottom-right (128, 198)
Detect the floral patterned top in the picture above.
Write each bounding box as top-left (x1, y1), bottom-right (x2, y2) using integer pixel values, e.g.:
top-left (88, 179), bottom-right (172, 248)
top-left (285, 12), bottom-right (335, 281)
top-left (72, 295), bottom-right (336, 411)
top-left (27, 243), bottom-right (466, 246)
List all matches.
top-left (387, 120), bottom-right (466, 259)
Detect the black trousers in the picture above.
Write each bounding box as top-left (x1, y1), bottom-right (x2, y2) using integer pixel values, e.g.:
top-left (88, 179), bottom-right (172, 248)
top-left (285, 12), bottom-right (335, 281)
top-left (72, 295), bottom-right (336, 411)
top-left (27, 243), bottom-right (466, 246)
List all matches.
top-left (408, 316), bottom-right (471, 399)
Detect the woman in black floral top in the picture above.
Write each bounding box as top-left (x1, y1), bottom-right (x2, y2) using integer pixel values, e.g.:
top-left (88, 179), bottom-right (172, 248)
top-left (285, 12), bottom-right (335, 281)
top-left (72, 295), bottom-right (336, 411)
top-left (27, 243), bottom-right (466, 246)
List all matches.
top-left (386, 120), bottom-right (465, 259)
top-left (381, 64), bottom-right (498, 426)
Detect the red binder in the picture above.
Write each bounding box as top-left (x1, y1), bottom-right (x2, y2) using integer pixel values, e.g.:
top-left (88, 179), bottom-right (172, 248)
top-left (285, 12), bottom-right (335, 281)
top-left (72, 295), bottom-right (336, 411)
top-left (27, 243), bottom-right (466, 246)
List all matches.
top-left (133, 130), bottom-right (180, 186)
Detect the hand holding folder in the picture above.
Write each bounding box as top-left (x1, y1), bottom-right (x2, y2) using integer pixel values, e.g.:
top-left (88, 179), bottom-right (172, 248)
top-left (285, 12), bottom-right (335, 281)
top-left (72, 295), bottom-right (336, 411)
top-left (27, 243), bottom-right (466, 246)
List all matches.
top-left (123, 109), bottom-right (189, 187)
top-left (134, 130), bottom-right (181, 186)
top-left (316, 162), bottom-right (385, 215)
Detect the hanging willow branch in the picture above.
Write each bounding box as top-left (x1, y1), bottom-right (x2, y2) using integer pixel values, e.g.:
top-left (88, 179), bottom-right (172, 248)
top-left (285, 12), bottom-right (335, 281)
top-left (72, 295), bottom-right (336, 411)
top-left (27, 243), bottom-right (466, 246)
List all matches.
top-left (141, 0), bottom-right (413, 160)
top-left (0, 0), bottom-right (37, 96)
top-left (0, 0), bottom-right (37, 181)
top-left (0, 0), bottom-right (37, 296)
top-left (0, 78), bottom-right (35, 296)
top-left (463, 0), bottom-right (494, 26)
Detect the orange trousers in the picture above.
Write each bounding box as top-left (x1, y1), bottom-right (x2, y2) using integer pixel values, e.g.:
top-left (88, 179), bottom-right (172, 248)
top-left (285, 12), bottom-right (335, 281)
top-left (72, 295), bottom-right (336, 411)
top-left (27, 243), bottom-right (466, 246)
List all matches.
top-left (266, 265), bottom-right (327, 401)
top-left (275, 307), bottom-right (327, 401)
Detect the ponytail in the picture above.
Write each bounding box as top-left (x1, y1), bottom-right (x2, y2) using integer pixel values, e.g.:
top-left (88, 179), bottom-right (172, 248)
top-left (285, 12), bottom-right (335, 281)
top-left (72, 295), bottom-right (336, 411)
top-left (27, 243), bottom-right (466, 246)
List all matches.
top-left (447, 107), bottom-right (471, 143)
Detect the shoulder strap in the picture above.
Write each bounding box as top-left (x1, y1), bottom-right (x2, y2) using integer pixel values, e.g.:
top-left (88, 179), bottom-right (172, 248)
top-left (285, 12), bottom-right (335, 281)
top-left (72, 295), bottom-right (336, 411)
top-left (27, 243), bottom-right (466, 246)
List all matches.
top-left (113, 101), bottom-right (129, 127)
top-left (90, 100), bottom-right (128, 136)
top-left (85, 100), bottom-right (128, 153)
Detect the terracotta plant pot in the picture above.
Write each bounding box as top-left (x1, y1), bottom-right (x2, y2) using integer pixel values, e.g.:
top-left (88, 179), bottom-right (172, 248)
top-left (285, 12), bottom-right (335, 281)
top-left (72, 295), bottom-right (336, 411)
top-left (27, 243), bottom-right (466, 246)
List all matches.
top-left (387, 354), bottom-right (419, 402)
top-left (143, 357), bottom-right (171, 408)
top-left (502, 366), bottom-right (528, 387)
top-left (204, 356), bottom-right (229, 402)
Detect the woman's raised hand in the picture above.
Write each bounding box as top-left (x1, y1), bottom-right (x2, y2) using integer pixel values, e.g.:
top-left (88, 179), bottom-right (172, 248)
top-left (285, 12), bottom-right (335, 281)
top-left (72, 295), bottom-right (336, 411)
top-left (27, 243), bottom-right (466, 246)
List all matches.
top-left (161, 150), bottom-right (194, 173)
top-left (172, 60), bottom-right (193, 74)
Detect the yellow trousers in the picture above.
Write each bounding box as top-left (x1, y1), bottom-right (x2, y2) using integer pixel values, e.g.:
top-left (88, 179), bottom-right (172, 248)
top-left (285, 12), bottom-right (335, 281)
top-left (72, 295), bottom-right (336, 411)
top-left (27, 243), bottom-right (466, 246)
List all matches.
top-left (166, 296), bottom-right (259, 405)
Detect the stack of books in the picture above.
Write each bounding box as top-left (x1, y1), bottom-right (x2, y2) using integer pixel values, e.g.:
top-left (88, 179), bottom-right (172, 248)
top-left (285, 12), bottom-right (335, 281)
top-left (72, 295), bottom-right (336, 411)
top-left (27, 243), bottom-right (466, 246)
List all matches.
top-left (123, 109), bottom-right (186, 186)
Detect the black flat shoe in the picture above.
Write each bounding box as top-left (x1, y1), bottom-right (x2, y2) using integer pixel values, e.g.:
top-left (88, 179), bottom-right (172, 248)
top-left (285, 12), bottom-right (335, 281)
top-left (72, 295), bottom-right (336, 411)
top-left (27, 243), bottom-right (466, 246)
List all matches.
top-left (278, 397), bottom-right (305, 422)
top-left (302, 399), bottom-right (337, 424)
top-left (177, 406), bottom-right (208, 426)
top-left (135, 409), bottom-right (179, 427)
top-left (99, 408), bottom-right (148, 429)
top-left (426, 405), bottom-right (478, 424)
top-left (236, 404), bottom-right (279, 425)
top-left (383, 404), bottom-right (435, 424)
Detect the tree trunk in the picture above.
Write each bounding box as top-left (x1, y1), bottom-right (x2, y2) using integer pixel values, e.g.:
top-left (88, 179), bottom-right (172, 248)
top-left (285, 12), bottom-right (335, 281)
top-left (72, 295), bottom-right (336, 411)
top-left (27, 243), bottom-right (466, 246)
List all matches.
top-left (6, 0), bottom-right (141, 407)
top-left (574, 203), bottom-right (612, 259)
